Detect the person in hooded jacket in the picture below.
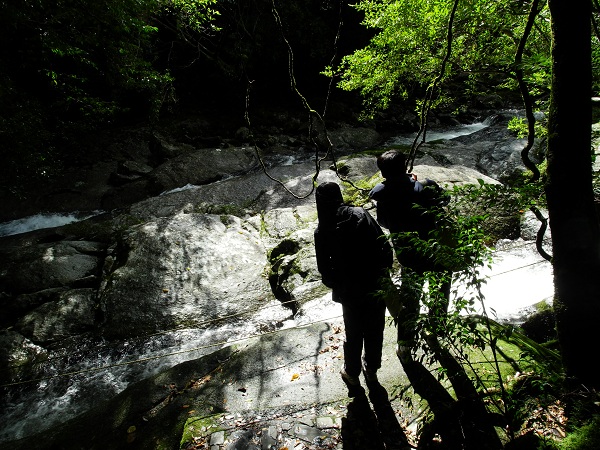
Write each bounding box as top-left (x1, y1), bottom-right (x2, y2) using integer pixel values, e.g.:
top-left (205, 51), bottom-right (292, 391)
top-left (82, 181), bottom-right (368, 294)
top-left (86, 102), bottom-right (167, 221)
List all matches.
top-left (314, 182), bottom-right (393, 395)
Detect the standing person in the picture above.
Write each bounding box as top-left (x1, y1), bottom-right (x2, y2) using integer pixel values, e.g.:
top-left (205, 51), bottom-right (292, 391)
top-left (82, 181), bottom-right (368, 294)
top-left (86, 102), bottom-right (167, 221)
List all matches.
top-left (369, 150), bottom-right (451, 356)
top-left (314, 182), bottom-right (393, 396)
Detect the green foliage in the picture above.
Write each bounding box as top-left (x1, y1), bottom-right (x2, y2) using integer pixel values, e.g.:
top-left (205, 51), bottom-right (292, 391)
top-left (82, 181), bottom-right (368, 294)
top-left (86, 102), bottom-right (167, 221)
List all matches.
top-left (382, 182), bottom-right (494, 344)
top-left (0, 89), bottom-right (59, 195)
top-left (508, 116), bottom-right (549, 140)
top-left (2, 1), bottom-right (160, 124)
top-left (377, 180), bottom-right (572, 445)
top-left (341, 172), bottom-right (383, 206)
top-left (0, 0), bottom-right (219, 125)
top-left (556, 416), bottom-right (600, 450)
top-left (332, 0), bottom-right (552, 117)
top-left (592, 39), bottom-right (600, 95)
top-left (0, 0), bottom-right (218, 195)
top-left (180, 414), bottom-right (225, 448)
top-left (163, 0), bottom-right (219, 34)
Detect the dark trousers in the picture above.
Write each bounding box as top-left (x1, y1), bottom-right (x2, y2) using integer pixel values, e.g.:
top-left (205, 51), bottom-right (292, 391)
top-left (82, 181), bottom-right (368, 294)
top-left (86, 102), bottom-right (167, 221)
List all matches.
top-left (342, 299), bottom-right (387, 377)
top-left (397, 267), bottom-right (452, 346)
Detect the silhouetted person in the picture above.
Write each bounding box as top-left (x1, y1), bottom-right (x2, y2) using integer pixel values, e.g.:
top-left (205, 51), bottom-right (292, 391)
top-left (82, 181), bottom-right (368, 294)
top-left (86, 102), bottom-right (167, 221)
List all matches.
top-left (369, 150), bottom-right (451, 356)
top-left (314, 182), bottom-right (393, 395)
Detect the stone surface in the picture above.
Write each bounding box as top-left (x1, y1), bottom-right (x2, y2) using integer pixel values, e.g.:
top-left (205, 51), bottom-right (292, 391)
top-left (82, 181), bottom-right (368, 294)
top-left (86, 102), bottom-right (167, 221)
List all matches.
top-left (98, 212), bottom-right (273, 339)
top-left (0, 240), bottom-right (105, 294)
top-left (0, 320), bottom-right (413, 450)
top-left (0, 118), bottom-right (547, 449)
top-left (16, 288), bottom-right (97, 344)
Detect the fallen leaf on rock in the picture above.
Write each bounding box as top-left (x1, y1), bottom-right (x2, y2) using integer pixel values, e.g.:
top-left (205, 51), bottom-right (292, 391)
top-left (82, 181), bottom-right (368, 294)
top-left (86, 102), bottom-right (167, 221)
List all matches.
top-left (190, 374), bottom-right (211, 388)
top-left (291, 373), bottom-right (300, 381)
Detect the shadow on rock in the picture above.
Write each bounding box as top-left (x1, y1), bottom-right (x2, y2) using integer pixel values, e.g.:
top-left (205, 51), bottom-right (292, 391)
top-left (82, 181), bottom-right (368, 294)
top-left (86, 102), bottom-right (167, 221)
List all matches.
top-left (341, 381), bottom-right (411, 450)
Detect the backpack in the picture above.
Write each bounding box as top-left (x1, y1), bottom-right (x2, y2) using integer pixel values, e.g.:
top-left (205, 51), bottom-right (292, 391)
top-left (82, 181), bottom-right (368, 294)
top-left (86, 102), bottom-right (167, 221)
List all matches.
top-left (408, 179), bottom-right (451, 238)
top-left (413, 179), bottom-right (451, 209)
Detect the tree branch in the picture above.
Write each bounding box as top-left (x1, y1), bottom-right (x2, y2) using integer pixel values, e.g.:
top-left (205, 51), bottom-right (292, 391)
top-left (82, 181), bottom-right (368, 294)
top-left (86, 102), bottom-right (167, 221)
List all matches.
top-left (408, 0), bottom-right (459, 173)
top-left (514, 0), bottom-right (543, 181)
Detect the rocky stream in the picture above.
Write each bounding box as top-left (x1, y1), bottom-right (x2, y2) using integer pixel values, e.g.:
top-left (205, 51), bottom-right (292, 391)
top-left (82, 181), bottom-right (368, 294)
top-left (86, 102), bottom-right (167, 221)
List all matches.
top-left (0, 109), bottom-right (556, 449)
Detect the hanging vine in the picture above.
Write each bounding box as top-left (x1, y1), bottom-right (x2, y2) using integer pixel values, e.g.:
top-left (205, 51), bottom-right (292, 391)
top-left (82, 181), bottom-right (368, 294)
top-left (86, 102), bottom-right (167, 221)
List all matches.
top-left (514, 0), bottom-right (552, 262)
top-left (243, 0), bottom-right (369, 200)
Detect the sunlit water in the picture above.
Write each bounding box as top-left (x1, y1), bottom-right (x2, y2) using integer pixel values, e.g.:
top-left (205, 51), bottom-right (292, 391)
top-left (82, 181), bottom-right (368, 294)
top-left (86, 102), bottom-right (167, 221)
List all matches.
top-left (475, 239), bottom-right (553, 320)
top-left (386, 121), bottom-right (491, 147)
top-left (0, 122), bottom-right (490, 238)
top-left (0, 238), bottom-right (552, 443)
top-left (0, 211), bottom-right (103, 237)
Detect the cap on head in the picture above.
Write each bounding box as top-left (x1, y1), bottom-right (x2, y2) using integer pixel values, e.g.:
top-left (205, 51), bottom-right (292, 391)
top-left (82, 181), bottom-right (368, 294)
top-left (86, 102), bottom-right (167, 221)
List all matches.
top-left (316, 182), bottom-right (343, 205)
top-left (315, 182), bottom-right (343, 223)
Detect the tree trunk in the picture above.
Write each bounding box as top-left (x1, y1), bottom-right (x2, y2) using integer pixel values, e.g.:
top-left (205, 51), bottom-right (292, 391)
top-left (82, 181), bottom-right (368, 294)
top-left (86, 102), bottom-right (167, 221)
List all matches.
top-left (546, 0), bottom-right (600, 390)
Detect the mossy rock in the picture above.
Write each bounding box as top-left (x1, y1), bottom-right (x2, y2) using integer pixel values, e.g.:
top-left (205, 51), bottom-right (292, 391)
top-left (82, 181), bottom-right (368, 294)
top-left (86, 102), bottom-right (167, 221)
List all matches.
top-left (180, 414), bottom-right (225, 449)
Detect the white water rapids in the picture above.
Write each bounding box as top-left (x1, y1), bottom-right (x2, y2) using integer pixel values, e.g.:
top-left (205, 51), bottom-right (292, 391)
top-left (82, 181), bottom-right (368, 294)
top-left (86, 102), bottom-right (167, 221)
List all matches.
top-left (0, 121), bottom-right (555, 443)
top-left (385, 121), bottom-right (492, 147)
top-left (0, 239), bottom-right (553, 443)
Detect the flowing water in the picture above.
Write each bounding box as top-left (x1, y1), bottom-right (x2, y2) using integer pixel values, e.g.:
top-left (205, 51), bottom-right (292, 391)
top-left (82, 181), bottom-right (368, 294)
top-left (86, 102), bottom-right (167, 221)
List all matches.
top-left (0, 120), bottom-right (554, 443)
top-left (0, 238), bottom-right (552, 443)
top-left (385, 121), bottom-right (491, 147)
top-left (0, 298), bottom-right (322, 442)
top-left (0, 211), bottom-right (104, 238)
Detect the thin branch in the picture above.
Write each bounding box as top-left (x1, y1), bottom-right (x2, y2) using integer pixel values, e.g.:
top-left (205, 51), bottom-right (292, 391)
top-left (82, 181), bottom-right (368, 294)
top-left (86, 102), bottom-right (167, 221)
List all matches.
top-left (242, 0), bottom-right (370, 200)
top-left (514, 0), bottom-right (552, 262)
top-left (514, 0), bottom-right (543, 181)
top-left (407, 0), bottom-right (459, 173)
top-left (530, 206), bottom-right (552, 261)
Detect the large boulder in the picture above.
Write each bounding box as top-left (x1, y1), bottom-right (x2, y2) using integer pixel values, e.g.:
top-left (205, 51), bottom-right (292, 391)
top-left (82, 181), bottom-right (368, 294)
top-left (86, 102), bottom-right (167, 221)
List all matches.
top-left (410, 164), bottom-right (499, 187)
top-left (98, 212), bottom-right (275, 339)
top-left (102, 146), bottom-right (260, 211)
top-left (0, 330), bottom-right (48, 385)
top-left (413, 115), bottom-right (544, 182)
top-left (15, 288), bottom-right (97, 344)
top-left (249, 204), bottom-right (328, 313)
top-left (328, 126), bottom-right (383, 150)
top-left (147, 146), bottom-right (260, 194)
top-left (0, 240), bottom-right (106, 295)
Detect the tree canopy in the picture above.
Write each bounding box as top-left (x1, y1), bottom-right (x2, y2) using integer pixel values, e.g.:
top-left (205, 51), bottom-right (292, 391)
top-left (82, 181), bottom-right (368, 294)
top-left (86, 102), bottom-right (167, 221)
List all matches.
top-left (0, 0), bottom-right (368, 194)
top-left (332, 0), bottom-right (552, 116)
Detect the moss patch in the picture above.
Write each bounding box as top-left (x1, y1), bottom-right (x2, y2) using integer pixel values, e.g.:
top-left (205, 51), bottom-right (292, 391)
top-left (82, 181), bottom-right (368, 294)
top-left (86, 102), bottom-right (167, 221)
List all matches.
top-left (180, 413), bottom-right (226, 449)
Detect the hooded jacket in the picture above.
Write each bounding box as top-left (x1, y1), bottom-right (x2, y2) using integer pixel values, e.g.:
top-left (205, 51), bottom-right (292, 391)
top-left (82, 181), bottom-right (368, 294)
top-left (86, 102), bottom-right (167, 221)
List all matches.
top-left (314, 205), bottom-right (392, 304)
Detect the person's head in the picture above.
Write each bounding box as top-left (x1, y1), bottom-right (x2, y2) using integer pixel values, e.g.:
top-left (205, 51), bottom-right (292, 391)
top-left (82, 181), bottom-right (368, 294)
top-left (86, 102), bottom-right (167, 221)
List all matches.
top-left (376, 150), bottom-right (407, 179)
top-left (315, 182), bottom-right (343, 226)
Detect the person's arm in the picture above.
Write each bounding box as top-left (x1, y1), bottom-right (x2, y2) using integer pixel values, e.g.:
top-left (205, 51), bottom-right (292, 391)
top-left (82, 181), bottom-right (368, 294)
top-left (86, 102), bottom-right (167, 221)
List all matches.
top-left (357, 209), bottom-right (393, 272)
top-left (369, 183), bottom-right (393, 230)
top-left (314, 228), bottom-right (337, 289)
top-left (367, 213), bottom-right (393, 271)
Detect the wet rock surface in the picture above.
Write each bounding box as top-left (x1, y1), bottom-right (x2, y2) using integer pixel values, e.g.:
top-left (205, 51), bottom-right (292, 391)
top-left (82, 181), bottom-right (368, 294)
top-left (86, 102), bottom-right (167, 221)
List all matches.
top-left (2, 318), bottom-right (415, 450)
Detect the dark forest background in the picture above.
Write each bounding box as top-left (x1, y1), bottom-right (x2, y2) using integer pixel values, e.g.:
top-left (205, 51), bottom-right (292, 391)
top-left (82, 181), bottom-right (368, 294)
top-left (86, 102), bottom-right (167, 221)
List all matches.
top-left (0, 1), bottom-right (375, 198)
